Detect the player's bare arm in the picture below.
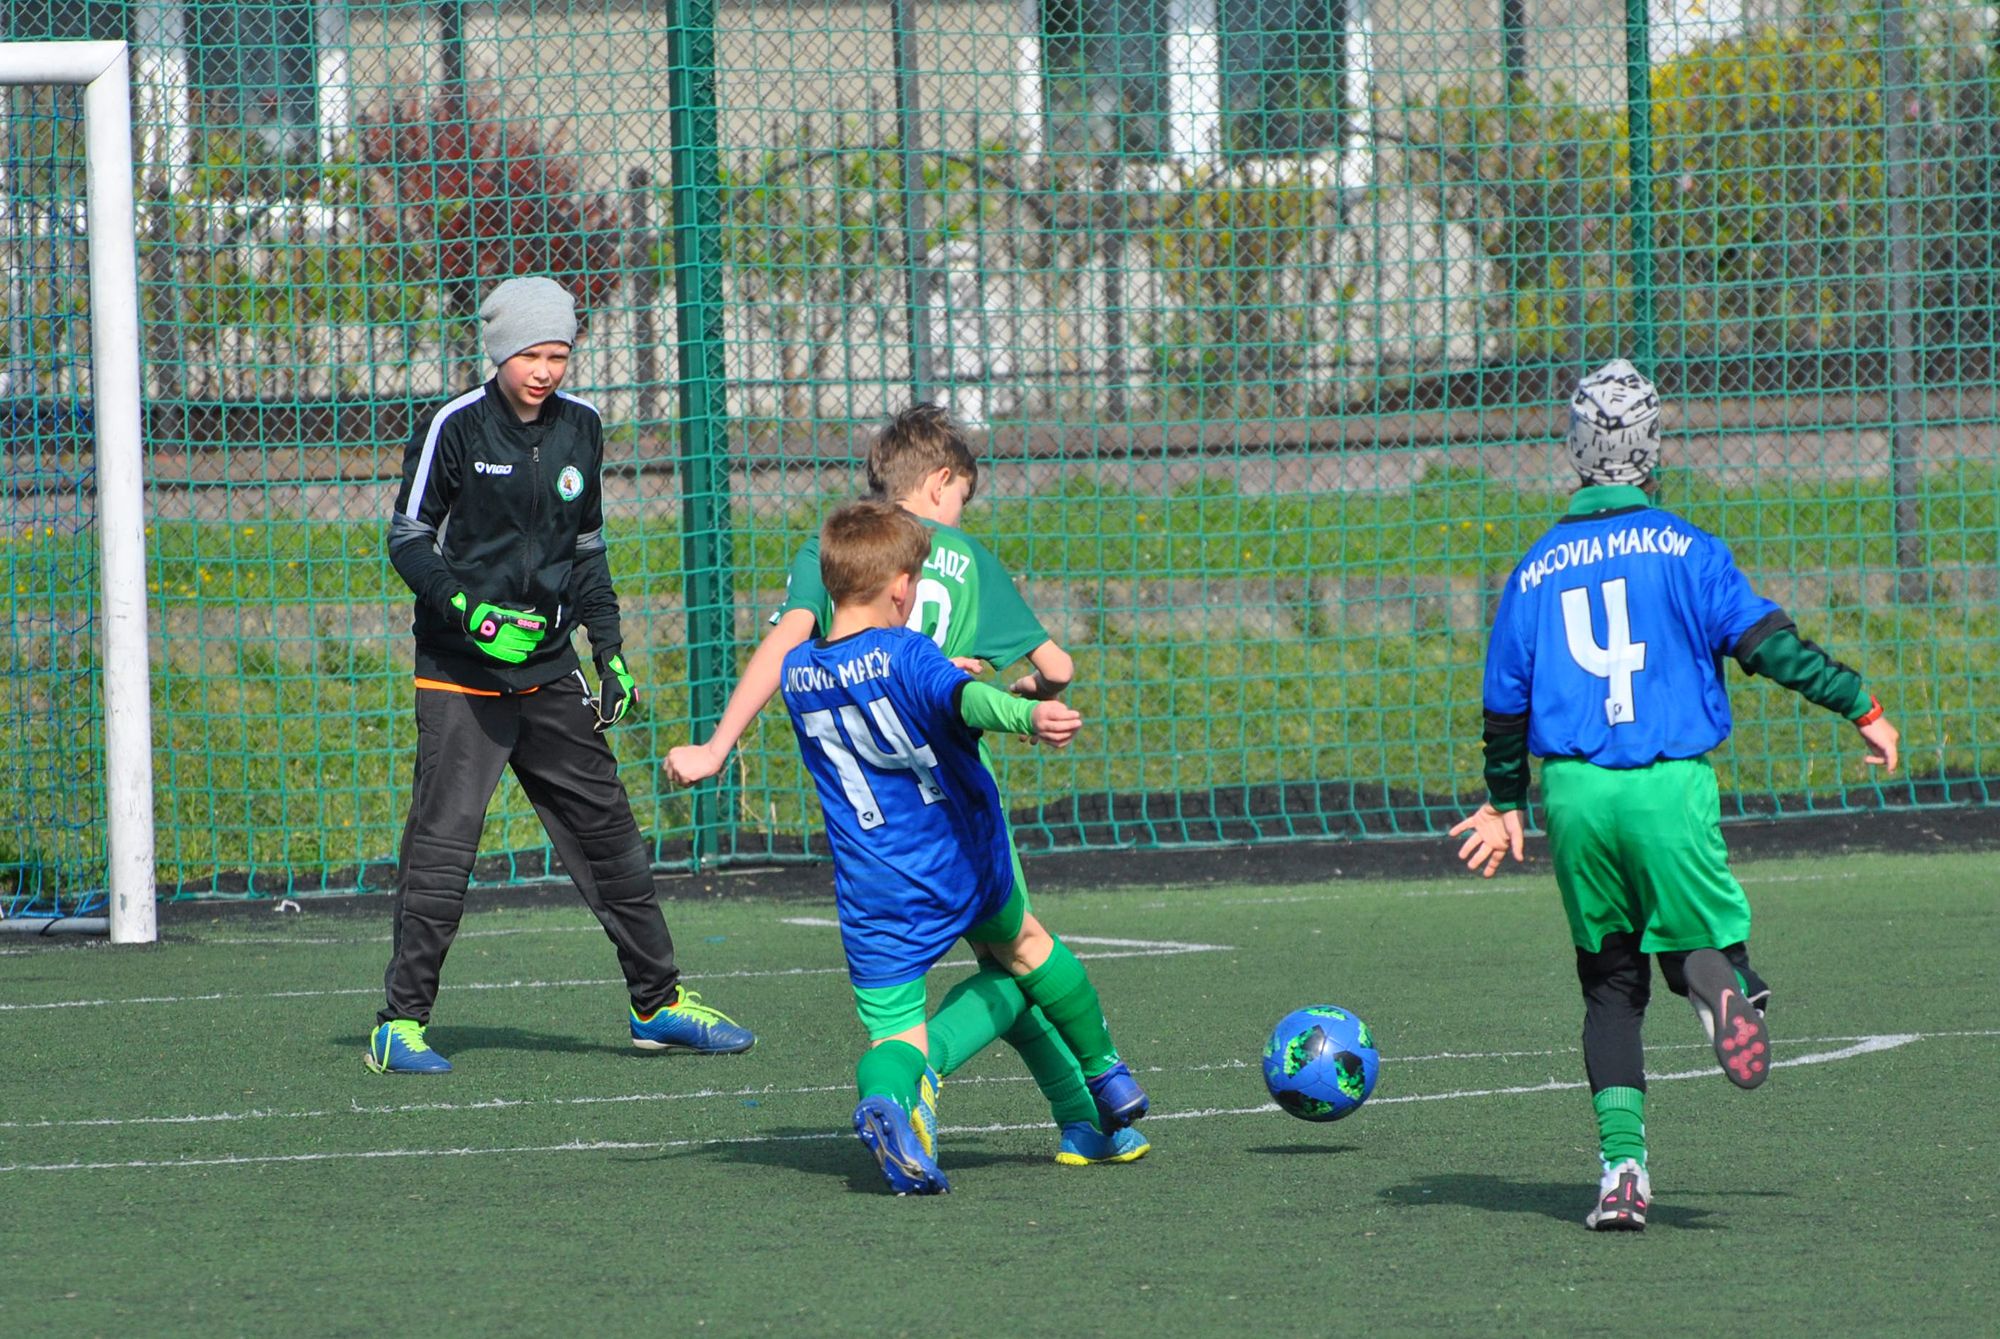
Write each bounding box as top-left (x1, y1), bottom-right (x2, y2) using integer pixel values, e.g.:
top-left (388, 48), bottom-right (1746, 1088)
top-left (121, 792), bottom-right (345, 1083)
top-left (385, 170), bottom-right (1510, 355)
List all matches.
top-left (1009, 639), bottom-right (1075, 700)
top-left (664, 607), bottom-right (818, 787)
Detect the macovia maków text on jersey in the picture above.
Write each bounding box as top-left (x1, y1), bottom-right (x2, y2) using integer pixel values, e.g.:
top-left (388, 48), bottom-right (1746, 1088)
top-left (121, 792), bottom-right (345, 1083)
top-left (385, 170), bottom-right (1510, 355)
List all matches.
top-left (1517, 523), bottom-right (1696, 593)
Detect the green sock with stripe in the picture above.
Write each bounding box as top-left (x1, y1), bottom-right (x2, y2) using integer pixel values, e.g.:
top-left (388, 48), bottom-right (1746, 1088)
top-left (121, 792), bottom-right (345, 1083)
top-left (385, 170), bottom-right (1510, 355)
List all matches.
top-left (1593, 1086), bottom-right (1647, 1168)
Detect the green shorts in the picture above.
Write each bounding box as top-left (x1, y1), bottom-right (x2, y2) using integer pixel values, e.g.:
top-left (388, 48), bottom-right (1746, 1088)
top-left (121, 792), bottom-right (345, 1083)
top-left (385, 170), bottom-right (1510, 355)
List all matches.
top-left (1541, 756), bottom-right (1751, 954)
top-left (851, 871), bottom-right (1031, 1042)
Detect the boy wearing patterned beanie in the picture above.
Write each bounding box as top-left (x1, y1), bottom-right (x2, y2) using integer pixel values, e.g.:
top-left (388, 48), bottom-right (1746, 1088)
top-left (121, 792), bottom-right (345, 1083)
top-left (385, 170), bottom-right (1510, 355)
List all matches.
top-left (1449, 359), bottom-right (1901, 1230)
top-left (367, 275), bottom-right (753, 1073)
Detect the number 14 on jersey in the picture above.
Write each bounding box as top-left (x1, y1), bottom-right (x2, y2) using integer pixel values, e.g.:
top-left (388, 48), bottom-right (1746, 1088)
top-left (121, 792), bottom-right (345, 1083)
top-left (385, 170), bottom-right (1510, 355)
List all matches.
top-left (799, 700), bottom-right (943, 830)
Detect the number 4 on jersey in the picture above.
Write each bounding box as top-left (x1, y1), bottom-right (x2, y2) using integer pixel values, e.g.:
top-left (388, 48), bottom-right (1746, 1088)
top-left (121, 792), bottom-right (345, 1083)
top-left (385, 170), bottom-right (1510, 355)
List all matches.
top-left (799, 700), bottom-right (943, 830)
top-left (1561, 578), bottom-right (1647, 727)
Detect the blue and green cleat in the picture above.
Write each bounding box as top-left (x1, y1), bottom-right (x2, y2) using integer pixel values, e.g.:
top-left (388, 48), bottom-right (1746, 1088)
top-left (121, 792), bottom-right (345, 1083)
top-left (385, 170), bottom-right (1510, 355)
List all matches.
top-left (629, 988), bottom-right (755, 1054)
top-left (365, 1020), bottom-right (452, 1074)
top-left (1055, 1121), bottom-right (1151, 1166)
top-left (1084, 1059), bottom-right (1149, 1130)
top-left (853, 1096), bottom-right (950, 1196)
top-left (912, 1066), bottom-right (941, 1159)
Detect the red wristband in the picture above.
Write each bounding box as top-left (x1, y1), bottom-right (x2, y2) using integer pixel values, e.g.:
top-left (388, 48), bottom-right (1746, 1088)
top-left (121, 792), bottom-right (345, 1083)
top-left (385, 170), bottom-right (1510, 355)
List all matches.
top-left (1854, 696), bottom-right (1884, 727)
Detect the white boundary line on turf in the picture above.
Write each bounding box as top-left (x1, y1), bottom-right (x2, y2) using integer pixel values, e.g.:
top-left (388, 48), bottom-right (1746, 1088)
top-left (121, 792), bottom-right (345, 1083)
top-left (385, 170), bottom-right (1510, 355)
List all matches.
top-left (203, 924), bottom-right (617, 947)
top-left (0, 1031), bottom-right (1963, 1175)
top-left (7, 1030), bottom-right (1994, 1138)
top-left (0, 938), bottom-right (1235, 1013)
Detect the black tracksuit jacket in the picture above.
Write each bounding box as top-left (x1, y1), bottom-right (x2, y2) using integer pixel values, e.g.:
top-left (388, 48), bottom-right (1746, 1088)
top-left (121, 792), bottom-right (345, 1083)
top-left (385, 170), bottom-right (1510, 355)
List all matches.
top-left (388, 380), bottom-right (624, 692)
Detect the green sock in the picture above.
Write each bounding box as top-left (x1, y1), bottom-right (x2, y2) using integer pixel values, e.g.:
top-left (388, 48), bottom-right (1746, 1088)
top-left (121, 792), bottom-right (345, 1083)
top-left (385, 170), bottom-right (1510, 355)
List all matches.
top-left (855, 1039), bottom-right (927, 1110)
top-left (926, 962), bottom-right (1101, 1129)
top-left (1013, 936), bottom-right (1119, 1077)
top-left (1002, 1006), bottom-right (1101, 1129)
top-left (1593, 1086), bottom-right (1647, 1168)
top-left (926, 962), bottom-right (1027, 1078)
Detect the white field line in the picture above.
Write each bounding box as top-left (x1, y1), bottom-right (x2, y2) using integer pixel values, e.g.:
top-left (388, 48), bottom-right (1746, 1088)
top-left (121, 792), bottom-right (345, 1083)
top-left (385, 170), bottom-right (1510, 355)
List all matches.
top-left (203, 924), bottom-right (617, 947)
top-left (7, 1030), bottom-right (1993, 1138)
top-left (0, 1031), bottom-right (1964, 1176)
top-left (0, 938), bottom-right (1234, 1014)
top-left (1120, 868), bottom-right (1859, 912)
top-left (141, 868), bottom-right (1866, 945)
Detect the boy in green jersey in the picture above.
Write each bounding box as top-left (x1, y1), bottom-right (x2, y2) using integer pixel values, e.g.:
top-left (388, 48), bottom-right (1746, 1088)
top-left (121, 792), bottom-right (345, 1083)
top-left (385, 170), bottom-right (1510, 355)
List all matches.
top-left (667, 404), bottom-right (1149, 1165)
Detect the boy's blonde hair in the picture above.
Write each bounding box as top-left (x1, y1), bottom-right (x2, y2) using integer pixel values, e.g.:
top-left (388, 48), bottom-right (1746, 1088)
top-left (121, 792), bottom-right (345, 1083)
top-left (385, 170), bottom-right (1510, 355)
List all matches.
top-left (866, 402), bottom-right (979, 504)
top-left (820, 499), bottom-right (933, 607)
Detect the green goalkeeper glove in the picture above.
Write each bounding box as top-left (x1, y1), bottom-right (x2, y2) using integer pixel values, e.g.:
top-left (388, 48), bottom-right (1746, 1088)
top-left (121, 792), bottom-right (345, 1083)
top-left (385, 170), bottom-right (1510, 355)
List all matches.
top-left (451, 592), bottom-right (548, 665)
top-left (593, 652), bottom-right (638, 731)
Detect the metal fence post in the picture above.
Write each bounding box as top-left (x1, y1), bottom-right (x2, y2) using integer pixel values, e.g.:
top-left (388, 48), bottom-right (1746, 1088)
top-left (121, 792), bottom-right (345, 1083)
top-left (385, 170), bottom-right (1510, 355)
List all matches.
top-left (891, 0), bottom-right (937, 405)
top-left (667, 0), bottom-right (738, 866)
top-left (1880, 0), bottom-right (1927, 603)
top-left (1623, 0), bottom-right (1658, 371)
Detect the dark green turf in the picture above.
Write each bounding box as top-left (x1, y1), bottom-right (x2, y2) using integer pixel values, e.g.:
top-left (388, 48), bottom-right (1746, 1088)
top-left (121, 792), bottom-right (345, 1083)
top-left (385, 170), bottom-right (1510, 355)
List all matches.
top-left (3, 851), bottom-right (1994, 1336)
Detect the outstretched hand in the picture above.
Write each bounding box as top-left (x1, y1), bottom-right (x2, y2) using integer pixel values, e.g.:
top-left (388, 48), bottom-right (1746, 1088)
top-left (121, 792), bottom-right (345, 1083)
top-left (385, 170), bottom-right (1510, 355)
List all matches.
top-left (1857, 712), bottom-right (1900, 773)
top-left (1029, 700), bottom-right (1083, 749)
top-left (1448, 803), bottom-right (1525, 878)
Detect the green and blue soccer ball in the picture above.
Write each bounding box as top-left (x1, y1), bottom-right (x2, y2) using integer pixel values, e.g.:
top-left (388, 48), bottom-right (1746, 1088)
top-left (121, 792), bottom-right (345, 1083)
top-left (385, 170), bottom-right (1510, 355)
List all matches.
top-left (1262, 1005), bottom-right (1379, 1122)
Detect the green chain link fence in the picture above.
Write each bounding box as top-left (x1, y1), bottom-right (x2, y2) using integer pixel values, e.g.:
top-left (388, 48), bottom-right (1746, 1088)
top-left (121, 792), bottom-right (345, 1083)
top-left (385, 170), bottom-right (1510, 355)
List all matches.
top-left (3, 0), bottom-right (1996, 907)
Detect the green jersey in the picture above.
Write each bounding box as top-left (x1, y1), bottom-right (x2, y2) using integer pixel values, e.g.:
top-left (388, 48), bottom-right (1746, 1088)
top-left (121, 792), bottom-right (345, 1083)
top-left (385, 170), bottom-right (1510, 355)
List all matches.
top-left (775, 518), bottom-right (1048, 668)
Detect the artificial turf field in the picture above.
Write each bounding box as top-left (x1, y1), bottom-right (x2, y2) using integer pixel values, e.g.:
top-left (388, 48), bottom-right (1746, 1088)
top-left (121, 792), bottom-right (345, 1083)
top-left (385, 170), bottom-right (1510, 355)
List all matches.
top-left (3, 848), bottom-right (1993, 1337)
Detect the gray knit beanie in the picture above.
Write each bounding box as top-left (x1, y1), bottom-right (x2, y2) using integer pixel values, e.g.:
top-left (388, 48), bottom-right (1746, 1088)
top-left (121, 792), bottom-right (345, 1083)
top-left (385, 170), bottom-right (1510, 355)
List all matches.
top-left (480, 276), bottom-right (579, 364)
top-left (1568, 359), bottom-right (1662, 485)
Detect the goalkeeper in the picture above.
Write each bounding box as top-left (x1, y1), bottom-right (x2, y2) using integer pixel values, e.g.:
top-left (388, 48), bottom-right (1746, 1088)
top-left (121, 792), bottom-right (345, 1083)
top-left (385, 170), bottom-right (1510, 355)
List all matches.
top-left (368, 275), bottom-right (753, 1074)
top-left (1450, 360), bottom-right (1900, 1231)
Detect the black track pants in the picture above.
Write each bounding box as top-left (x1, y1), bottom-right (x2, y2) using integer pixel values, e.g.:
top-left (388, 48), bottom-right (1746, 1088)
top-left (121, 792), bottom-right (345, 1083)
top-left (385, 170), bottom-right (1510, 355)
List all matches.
top-left (378, 680), bottom-right (678, 1025)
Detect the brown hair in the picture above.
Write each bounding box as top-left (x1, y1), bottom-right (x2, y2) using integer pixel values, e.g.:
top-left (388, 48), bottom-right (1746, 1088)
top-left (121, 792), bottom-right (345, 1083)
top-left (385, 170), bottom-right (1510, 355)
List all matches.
top-left (865, 402), bottom-right (979, 504)
top-left (819, 499), bottom-right (932, 607)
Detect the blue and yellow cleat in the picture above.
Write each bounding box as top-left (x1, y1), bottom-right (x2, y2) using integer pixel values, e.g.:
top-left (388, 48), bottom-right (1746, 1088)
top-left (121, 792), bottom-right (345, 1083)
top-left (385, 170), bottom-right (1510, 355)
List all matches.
top-left (630, 988), bottom-right (755, 1054)
top-left (1084, 1059), bottom-right (1149, 1130)
top-left (365, 1020), bottom-right (452, 1074)
top-left (853, 1096), bottom-right (950, 1196)
top-left (912, 1065), bottom-right (942, 1159)
top-left (1055, 1121), bottom-right (1152, 1166)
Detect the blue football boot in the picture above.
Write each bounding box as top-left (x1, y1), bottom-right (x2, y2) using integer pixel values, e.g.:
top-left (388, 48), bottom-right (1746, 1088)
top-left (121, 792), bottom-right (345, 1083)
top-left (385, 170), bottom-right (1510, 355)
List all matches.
top-left (912, 1066), bottom-right (942, 1159)
top-left (1084, 1059), bottom-right (1149, 1129)
top-left (853, 1096), bottom-right (950, 1196)
top-left (365, 1020), bottom-right (453, 1074)
top-left (629, 988), bottom-right (756, 1054)
top-left (1055, 1121), bottom-right (1152, 1166)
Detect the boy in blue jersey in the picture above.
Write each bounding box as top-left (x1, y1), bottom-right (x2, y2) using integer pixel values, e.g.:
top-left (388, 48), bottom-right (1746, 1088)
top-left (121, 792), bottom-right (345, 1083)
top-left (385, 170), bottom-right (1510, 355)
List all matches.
top-left (1451, 360), bottom-right (1901, 1231)
top-left (782, 499), bottom-right (1147, 1195)
top-left (668, 405), bottom-right (1147, 1167)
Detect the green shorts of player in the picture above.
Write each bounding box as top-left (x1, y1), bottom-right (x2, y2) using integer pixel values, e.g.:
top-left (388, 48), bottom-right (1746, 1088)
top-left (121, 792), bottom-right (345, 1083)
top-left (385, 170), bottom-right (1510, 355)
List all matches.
top-left (1541, 756), bottom-right (1751, 954)
top-left (852, 877), bottom-right (1029, 1040)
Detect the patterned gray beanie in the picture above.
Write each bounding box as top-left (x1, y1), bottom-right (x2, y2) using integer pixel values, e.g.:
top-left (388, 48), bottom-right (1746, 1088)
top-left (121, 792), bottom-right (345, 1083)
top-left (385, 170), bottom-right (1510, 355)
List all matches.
top-left (1568, 359), bottom-right (1662, 485)
top-left (480, 276), bottom-right (578, 364)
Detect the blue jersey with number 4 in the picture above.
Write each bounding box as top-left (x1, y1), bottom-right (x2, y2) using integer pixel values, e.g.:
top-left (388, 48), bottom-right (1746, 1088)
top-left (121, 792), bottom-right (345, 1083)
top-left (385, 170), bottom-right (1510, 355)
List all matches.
top-left (1484, 500), bottom-right (1780, 769)
top-left (781, 627), bottom-right (1013, 987)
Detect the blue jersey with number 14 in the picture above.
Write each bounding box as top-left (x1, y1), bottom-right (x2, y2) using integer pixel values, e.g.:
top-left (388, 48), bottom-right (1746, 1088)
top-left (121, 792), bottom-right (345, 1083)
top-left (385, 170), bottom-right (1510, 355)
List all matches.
top-left (1484, 501), bottom-right (1780, 769)
top-left (781, 626), bottom-right (1013, 988)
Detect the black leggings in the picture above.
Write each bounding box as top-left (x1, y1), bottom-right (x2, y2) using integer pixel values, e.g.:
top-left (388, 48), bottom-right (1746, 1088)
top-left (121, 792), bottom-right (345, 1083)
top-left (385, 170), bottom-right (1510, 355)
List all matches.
top-left (1574, 932), bottom-right (1770, 1093)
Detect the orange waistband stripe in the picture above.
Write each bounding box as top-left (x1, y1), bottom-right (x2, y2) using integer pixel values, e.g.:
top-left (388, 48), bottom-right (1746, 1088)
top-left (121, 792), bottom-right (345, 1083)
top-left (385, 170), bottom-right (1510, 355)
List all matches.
top-left (413, 678), bottom-right (539, 697)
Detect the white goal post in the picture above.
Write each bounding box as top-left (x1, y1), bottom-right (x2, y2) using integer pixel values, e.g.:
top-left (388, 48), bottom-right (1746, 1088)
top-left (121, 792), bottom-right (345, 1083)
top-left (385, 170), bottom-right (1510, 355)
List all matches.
top-left (1, 42), bottom-right (155, 943)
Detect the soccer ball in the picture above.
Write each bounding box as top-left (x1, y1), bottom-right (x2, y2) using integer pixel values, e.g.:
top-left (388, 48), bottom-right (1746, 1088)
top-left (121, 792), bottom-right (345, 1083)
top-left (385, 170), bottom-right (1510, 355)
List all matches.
top-left (1262, 1005), bottom-right (1379, 1122)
